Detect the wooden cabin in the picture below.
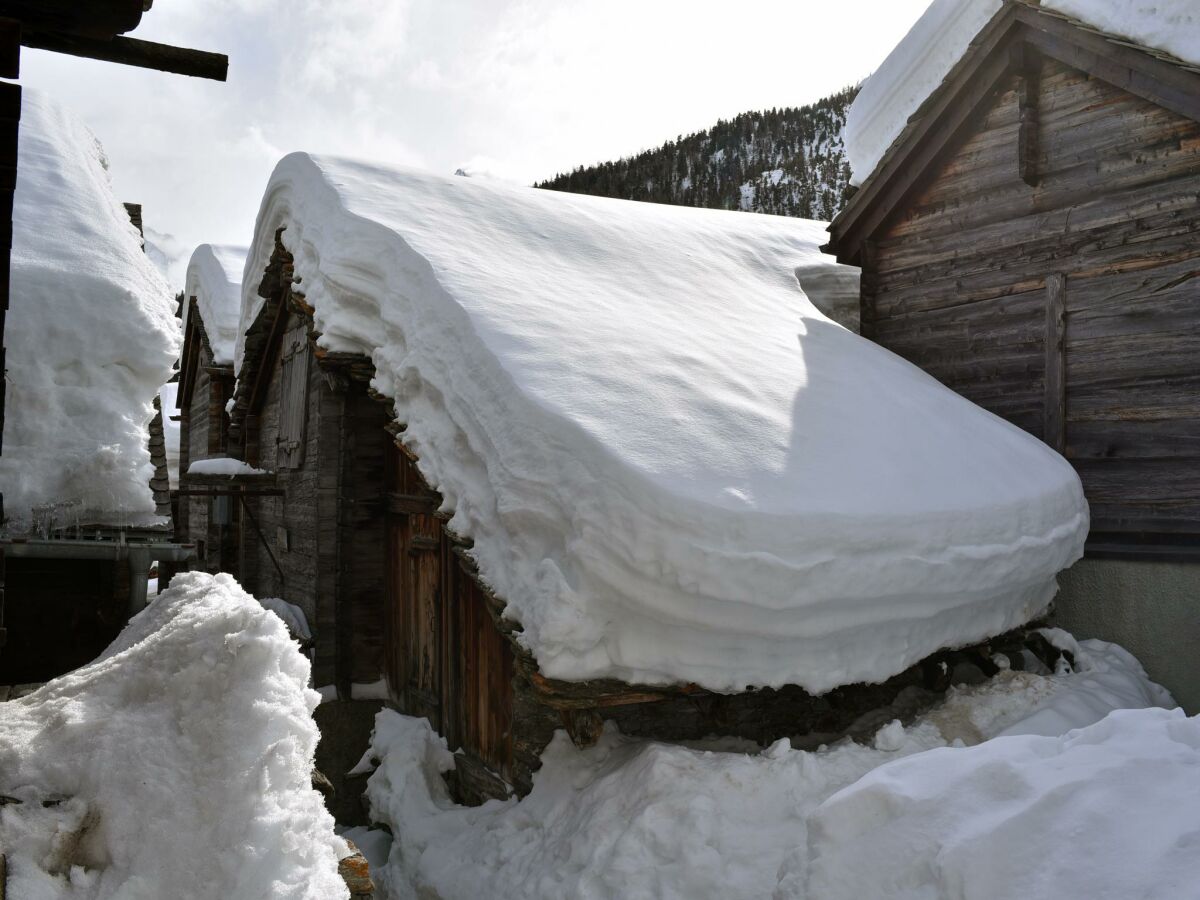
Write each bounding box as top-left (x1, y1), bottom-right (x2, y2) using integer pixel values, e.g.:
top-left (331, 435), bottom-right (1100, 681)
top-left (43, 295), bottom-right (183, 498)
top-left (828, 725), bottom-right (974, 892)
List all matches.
top-left (175, 245), bottom-right (248, 576)
top-left (221, 230), bottom-right (1073, 804)
top-left (823, 0), bottom-right (1200, 710)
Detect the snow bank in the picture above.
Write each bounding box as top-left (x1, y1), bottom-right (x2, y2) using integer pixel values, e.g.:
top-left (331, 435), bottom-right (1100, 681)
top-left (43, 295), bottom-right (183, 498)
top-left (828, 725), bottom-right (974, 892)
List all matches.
top-left (359, 638), bottom-right (1173, 900)
top-left (187, 457), bottom-right (268, 477)
top-left (800, 706), bottom-right (1200, 900)
top-left (845, 0), bottom-right (1200, 185)
top-left (184, 244), bottom-right (248, 365)
top-left (0, 91), bottom-right (179, 530)
top-left (243, 156), bottom-right (1086, 693)
top-left (158, 382), bottom-right (181, 489)
top-left (0, 571), bottom-right (347, 900)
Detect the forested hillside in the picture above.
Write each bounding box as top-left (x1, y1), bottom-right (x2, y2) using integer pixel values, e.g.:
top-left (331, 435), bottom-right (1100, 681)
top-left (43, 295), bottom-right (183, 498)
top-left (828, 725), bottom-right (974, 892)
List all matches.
top-left (536, 85), bottom-right (858, 220)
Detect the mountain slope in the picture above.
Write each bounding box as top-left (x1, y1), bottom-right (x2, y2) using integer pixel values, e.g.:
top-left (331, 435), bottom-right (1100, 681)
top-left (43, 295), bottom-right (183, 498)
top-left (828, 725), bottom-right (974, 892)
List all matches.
top-left (536, 85), bottom-right (859, 220)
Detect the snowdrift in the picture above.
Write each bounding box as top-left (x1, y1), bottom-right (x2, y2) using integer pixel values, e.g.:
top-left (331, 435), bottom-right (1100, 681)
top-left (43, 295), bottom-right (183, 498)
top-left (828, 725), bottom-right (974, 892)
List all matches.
top-left (359, 638), bottom-right (1176, 900)
top-left (0, 571), bottom-right (348, 900)
top-left (244, 156), bottom-right (1087, 692)
top-left (0, 90), bottom-right (179, 529)
top-left (845, 0), bottom-right (1200, 184)
top-left (184, 243), bottom-right (249, 366)
top-left (800, 706), bottom-right (1200, 900)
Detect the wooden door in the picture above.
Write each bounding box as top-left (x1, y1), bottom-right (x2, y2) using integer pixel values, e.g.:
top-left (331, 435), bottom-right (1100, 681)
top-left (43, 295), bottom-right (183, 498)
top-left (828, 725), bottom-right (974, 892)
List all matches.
top-left (385, 445), bottom-right (444, 728)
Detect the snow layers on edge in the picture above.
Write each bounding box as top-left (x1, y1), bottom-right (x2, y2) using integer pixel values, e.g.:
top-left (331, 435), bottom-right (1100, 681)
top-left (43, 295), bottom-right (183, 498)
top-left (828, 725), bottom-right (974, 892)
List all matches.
top-left (0, 571), bottom-right (348, 900)
top-left (359, 638), bottom-right (1176, 900)
top-left (0, 90), bottom-right (179, 529)
top-left (244, 155), bottom-right (1087, 693)
top-left (184, 243), bottom-right (249, 366)
top-left (845, 0), bottom-right (1200, 185)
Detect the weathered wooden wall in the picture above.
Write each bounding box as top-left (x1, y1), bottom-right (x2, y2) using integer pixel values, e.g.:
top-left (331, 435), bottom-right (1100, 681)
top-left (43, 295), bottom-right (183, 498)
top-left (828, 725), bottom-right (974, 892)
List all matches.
top-left (865, 58), bottom-right (1200, 548)
top-left (241, 316), bottom-right (335, 679)
top-left (178, 320), bottom-right (236, 573)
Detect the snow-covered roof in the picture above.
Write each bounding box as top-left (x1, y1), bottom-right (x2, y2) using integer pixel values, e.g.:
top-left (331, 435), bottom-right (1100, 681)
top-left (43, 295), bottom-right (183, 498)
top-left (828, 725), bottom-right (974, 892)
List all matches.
top-left (845, 0), bottom-right (1200, 185)
top-left (243, 155), bottom-right (1087, 693)
top-left (184, 243), bottom-right (248, 366)
top-left (0, 90), bottom-right (179, 530)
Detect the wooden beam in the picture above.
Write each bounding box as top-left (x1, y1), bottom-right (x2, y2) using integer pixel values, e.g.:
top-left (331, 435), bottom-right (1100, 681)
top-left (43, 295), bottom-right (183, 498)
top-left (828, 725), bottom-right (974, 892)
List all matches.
top-left (1014, 3), bottom-right (1200, 126)
top-left (1013, 44), bottom-right (1041, 187)
top-left (0, 18), bottom-right (18, 78)
top-left (0, 0), bottom-right (143, 40)
top-left (20, 31), bottom-right (227, 81)
top-left (1043, 273), bottom-right (1066, 453)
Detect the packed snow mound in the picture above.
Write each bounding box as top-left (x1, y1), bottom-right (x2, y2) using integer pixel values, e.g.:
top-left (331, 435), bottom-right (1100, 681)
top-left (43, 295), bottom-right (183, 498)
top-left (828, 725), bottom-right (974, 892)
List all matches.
top-left (245, 156), bottom-right (1087, 692)
top-left (799, 706), bottom-right (1200, 900)
top-left (359, 638), bottom-right (1173, 900)
top-left (845, 0), bottom-right (1200, 184)
top-left (0, 571), bottom-right (348, 900)
top-left (0, 90), bottom-right (179, 530)
top-left (158, 382), bottom-right (181, 489)
top-left (187, 457), bottom-right (267, 477)
top-left (184, 243), bottom-right (248, 365)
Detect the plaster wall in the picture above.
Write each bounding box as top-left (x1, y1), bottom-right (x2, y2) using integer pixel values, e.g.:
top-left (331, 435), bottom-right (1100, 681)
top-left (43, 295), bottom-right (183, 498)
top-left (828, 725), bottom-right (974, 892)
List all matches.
top-left (1054, 558), bottom-right (1200, 714)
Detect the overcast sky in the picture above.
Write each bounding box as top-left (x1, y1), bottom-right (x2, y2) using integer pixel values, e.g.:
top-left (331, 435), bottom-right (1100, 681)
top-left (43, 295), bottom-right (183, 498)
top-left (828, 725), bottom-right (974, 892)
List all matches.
top-left (21, 0), bottom-right (928, 283)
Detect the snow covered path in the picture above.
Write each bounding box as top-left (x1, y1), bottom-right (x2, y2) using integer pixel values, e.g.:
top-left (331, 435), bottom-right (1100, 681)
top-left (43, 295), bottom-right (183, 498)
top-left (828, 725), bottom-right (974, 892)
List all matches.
top-left (359, 636), bottom-right (1184, 900)
top-left (0, 573), bottom-right (348, 900)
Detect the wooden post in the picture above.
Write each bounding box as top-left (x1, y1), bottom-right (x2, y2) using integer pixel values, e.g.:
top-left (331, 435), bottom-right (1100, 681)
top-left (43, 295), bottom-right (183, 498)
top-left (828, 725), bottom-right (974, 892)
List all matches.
top-left (1044, 273), bottom-right (1066, 453)
top-left (860, 240), bottom-right (879, 341)
top-left (1014, 43), bottom-right (1041, 187)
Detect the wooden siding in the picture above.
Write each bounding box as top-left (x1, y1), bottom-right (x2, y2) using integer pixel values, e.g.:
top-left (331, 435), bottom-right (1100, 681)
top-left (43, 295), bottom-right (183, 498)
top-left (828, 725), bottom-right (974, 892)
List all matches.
top-left (385, 443), bottom-right (515, 787)
top-left (867, 58), bottom-right (1200, 546)
top-left (240, 315), bottom-right (333, 678)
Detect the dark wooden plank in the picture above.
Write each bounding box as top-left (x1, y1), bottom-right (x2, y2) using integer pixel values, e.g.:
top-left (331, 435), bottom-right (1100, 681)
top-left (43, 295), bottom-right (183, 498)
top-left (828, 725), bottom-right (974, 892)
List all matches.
top-left (20, 31), bottom-right (227, 81)
top-left (1043, 274), bottom-right (1066, 452)
top-left (0, 17), bottom-right (19, 79)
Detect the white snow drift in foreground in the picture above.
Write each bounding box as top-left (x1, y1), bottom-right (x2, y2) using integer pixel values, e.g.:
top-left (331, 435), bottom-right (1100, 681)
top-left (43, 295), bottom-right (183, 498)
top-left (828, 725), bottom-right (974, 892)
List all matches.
top-left (0, 90), bottom-right (178, 529)
top-left (360, 637), bottom-right (1173, 900)
top-left (184, 243), bottom-right (249, 366)
top-left (244, 157), bottom-right (1086, 693)
top-left (798, 705), bottom-right (1200, 900)
top-left (0, 572), bottom-right (347, 900)
top-left (845, 0), bottom-right (1200, 184)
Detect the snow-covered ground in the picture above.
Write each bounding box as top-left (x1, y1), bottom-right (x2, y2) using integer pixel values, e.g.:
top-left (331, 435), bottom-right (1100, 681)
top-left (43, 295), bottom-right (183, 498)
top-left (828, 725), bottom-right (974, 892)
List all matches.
top-left (243, 157), bottom-right (1086, 695)
top-left (846, 0), bottom-right (1200, 185)
top-left (184, 244), bottom-right (249, 366)
top-left (0, 572), bottom-right (348, 900)
top-left (0, 90), bottom-right (179, 531)
top-left (358, 637), bottom-right (1182, 900)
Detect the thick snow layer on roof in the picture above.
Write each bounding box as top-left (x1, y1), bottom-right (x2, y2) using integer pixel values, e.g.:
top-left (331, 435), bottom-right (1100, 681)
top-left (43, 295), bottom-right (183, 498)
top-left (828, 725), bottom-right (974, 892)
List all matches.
top-left (359, 637), bottom-right (1174, 900)
top-left (245, 155), bottom-right (1087, 692)
top-left (185, 243), bottom-right (248, 366)
top-left (0, 572), bottom-right (348, 899)
top-left (845, 0), bottom-right (1200, 185)
top-left (0, 91), bottom-right (179, 530)
top-left (801, 706), bottom-right (1199, 900)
